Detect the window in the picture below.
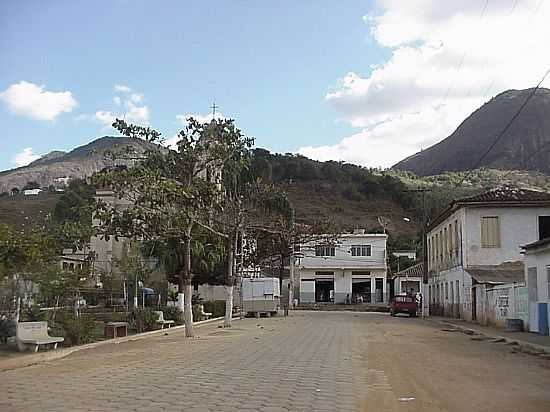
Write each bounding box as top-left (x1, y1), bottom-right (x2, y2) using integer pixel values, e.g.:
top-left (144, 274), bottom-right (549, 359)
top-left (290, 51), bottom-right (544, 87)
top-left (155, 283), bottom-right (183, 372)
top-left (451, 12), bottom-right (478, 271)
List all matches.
top-left (315, 245), bottom-right (335, 257)
top-left (481, 216), bottom-right (500, 248)
top-left (62, 262), bottom-right (68, 270)
top-left (351, 245), bottom-right (371, 256)
top-left (456, 280), bottom-right (460, 303)
top-left (539, 216), bottom-right (550, 240)
top-left (445, 282), bottom-right (449, 300)
top-left (547, 266), bottom-right (550, 300)
top-left (455, 220), bottom-right (458, 257)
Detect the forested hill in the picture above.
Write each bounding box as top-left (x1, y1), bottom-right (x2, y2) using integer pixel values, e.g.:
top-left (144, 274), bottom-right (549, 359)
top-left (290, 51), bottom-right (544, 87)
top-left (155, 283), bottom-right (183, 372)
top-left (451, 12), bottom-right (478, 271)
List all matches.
top-left (249, 149), bottom-right (419, 241)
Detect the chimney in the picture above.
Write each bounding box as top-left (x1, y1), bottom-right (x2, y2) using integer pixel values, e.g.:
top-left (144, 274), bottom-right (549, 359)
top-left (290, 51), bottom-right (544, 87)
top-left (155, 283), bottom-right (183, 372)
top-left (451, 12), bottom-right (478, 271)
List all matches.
top-left (353, 228), bottom-right (366, 235)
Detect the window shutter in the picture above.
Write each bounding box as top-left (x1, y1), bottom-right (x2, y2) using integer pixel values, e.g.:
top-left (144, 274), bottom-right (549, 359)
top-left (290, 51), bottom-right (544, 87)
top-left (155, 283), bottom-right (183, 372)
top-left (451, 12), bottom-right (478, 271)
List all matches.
top-left (481, 216), bottom-right (500, 248)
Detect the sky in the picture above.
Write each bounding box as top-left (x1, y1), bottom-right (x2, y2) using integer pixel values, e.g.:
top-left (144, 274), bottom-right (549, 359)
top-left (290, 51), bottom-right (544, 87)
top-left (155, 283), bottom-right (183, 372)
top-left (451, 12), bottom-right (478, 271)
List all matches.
top-left (1, 0), bottom-right (550, 171)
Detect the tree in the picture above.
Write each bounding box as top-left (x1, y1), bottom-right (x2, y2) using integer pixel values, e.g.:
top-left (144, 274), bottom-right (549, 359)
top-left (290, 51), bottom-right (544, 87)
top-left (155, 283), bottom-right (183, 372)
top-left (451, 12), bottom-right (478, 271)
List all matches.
top-left (54, 179), bottom-right (95, 224)
top-left (0, 220), bottom-right (92, 321)
top-left (211, 179), bottom-right (292, 327)
top-left (245, 219), bottom-right (340, 308)
top-left (92, 117), bottom-right (253, 337)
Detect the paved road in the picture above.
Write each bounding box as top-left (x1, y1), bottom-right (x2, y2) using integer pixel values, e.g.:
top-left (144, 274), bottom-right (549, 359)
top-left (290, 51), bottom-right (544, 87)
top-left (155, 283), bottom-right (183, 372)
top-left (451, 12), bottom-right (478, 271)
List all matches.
top-left (1, 311), bottom-right (550, 411)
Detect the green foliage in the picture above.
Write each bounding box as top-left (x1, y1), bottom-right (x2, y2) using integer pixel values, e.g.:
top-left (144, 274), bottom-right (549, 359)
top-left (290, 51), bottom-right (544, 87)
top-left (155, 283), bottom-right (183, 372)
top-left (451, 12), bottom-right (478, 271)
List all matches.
top-left (53, 179), bottom-right (95, 224)
top-left (0, 318), bottom-right (16, 343)
top-left (132, 307), bottom-right (159, 333)
top-left (21, 305), bottom-right (46, 322)
top-left (61, 314), bottom-right (98, 346)
top-left (162, 306), bottom-right (183, 325)
top-left (202, 300), bottom-right (226, 318)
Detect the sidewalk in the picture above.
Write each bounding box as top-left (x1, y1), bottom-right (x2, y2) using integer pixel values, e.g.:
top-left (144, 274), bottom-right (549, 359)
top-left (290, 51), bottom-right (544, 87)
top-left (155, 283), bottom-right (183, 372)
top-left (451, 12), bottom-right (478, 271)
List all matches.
top-left (0, 316), bottom-right (225, 371)
top-left (429, 316), bottom-right (550, 354)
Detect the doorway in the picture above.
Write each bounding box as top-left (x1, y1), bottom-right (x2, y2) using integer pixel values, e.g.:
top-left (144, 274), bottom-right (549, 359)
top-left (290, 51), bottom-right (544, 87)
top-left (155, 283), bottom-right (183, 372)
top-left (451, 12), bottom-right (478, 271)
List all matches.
top-left (315, 280), bottom-right (334, 303)
top-left (352, 281), bottom-right (371, 303)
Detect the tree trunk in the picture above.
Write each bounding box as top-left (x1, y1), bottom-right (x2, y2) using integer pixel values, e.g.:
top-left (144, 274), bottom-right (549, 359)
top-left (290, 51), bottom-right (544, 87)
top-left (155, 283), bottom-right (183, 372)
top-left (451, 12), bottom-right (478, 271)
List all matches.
top-left (14, 296), bottom-right (21, 323)
top-left (182, 226), bottom-right (194, 337)
top-left (288, 253), bottom-right (294, 308)
top-left (224, 233), bottom-right (235, 328)
top-left (224, 285), bottom-right (234, 327)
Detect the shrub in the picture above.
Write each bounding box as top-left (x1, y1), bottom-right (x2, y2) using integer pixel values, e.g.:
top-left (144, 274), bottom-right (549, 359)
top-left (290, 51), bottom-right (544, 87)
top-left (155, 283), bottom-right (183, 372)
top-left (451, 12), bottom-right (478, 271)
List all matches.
top-left (0, 318), bottom-right (16, 343)
top-left (162, 306), bottom-right (183, 325)
top-left (62, 314), bottom-right (98, 346)
top-left (132, 307), bottom-right (159, 333)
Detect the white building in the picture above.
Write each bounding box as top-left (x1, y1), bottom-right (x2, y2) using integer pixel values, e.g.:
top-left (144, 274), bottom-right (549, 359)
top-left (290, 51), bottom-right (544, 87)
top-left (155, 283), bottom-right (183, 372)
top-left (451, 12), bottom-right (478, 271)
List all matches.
top-left (427, 187), bottom-right (550, 323)
top-left (393, 262), bottom-right (423, 296)
top-left (23, 189), bottom-right (42, 196)
top-left (522, 238), bottom-right (550, 334)
top-left (392, 250), bottom-right (417, 260)
top-left (297, 229), bottom-right (388, 304)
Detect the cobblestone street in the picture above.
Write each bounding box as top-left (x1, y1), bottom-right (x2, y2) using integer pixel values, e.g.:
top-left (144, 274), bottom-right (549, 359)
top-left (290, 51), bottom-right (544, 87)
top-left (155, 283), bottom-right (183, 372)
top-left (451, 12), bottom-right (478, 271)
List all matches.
top-left (1, 311), bottom-right (550, 412)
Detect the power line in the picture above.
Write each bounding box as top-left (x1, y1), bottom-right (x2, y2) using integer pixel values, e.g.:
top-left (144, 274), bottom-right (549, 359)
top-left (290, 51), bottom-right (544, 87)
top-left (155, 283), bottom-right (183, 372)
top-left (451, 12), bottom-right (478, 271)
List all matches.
top-left (452, 66), bottom-right (550, 190)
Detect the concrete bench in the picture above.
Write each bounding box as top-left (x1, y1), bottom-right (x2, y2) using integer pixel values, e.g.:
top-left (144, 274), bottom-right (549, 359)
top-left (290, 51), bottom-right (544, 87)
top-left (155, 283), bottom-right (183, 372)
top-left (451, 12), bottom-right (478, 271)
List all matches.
top-left (198, 305), bottom-right (212, 320)
top-left (16, 321), bottom-right (64, 352)
top-left (104, 322), bottom-right (128, 338)
top-left (154, 311), bottom-right (175, 329)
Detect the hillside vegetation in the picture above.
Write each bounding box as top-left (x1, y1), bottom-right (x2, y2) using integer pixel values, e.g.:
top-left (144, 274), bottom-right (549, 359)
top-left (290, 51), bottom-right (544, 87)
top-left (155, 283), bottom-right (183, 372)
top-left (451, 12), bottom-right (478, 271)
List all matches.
top-left (3, 148), bottom-right (550, 251)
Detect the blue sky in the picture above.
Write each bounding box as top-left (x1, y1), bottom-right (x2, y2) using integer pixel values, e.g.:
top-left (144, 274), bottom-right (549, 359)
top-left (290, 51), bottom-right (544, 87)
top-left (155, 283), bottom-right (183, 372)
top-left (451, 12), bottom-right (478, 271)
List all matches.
top-left (0, 0), bottom-right (386, 170)
top-left (2, 1), bottom-right (549, 171)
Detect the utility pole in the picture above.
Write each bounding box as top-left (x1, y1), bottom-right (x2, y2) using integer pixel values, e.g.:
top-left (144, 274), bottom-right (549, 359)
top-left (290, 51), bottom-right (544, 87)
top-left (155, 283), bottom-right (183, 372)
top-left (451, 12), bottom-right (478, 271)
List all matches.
top-left (288, 208), bottom-right (295, 311)
top-left (404, 188), bottom-right (431, 318)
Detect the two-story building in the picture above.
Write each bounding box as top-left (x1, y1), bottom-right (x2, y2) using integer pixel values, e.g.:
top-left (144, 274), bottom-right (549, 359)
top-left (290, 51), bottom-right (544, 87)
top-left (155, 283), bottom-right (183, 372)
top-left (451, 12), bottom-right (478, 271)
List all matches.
top-left (427, 187), bottom-right (550, 325)
top-left (297, 229), bottom-right (388, 304)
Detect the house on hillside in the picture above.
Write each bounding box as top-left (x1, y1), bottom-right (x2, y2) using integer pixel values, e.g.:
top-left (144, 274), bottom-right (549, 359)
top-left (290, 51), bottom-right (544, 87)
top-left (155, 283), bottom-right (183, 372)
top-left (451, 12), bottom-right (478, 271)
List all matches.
top-left (427, 187), bottom-right (550, 328)
top-left (393, 262), bottom-right (423, 296)
top-left (23, 188), bottom-right (42, 196)
top-left (522, 238), bottom-right (550, 334)
top-left (297, 229), bottom-right (388, 304)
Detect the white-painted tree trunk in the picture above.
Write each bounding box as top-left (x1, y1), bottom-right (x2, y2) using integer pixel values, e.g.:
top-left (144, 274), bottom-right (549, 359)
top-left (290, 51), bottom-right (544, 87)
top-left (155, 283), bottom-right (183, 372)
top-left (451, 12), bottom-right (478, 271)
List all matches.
top-left (224, 285), bottom-right (233, 328)
top-left (183, 284), bottom-right (194, 337)
top-left (288, 255), bottom-right (294, 309)
top-left (177, 292), bottom-right (185, 313)
top-left (14, 296), bottom-right (21, 323)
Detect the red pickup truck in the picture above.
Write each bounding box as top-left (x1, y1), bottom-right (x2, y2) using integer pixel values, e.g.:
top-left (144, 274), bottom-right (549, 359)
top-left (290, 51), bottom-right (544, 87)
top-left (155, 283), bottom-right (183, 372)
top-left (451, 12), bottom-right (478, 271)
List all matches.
top-left (389, 295), bottom-right (418, 317)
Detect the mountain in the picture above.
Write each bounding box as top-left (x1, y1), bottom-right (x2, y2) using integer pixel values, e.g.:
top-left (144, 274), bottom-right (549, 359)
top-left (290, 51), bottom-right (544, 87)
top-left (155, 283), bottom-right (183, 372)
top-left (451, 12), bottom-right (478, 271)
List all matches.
top-left (393, 88), bottom-right (550, 176)
top-left (0, 136), bottom-right (155, 193)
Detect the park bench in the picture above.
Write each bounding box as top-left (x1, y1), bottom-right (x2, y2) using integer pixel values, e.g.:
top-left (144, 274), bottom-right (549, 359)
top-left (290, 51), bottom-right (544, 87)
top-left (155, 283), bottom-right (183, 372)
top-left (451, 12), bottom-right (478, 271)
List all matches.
top-left (198, 304), bottom-right (212, 320)
top-left (16, 321), bottom-right (64, 352)
top-left (154, 311), bottom-right (175, 329)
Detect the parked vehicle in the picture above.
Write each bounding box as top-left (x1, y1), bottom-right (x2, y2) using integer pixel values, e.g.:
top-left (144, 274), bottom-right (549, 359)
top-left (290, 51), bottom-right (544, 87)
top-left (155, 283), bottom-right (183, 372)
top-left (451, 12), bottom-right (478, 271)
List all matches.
top-left (390, 295), bottom-right (417, 317)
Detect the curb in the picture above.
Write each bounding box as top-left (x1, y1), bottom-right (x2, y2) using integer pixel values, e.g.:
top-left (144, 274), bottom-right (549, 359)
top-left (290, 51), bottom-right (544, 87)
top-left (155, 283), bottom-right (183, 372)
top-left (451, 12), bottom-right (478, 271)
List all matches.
top-left (0, 316), bottom-right (225, 372)
top-left (433, 319), bottom-right (550, 355)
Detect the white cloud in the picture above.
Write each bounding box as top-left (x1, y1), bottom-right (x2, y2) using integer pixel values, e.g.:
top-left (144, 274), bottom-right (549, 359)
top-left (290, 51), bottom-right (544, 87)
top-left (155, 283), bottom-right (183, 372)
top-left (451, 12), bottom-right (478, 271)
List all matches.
top-left (0, 81), bottom-right (77, 121)
top-left (114, 84), bottom-right (131, 93)
top-left (14, 147), bottom-right (40, 167)
top-left (164, 134), bottom-right (180, 151)
top-left (301, 0), bottom-right (550, 168)
top-left (93, 86), bottom-right (149, 128)
top-left (176, 112), bottom-right (226, 125)
top-left (94, 110), bottom-right (116, 127)
top-left (129, 93), bottom-right (143, 104)
top-left (125, 103), bottom-right (149, 125)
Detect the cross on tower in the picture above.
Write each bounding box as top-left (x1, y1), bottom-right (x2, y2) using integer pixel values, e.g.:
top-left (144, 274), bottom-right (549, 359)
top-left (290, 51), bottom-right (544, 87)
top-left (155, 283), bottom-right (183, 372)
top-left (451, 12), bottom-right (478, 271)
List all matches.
top-left (210, 101), bottom-right (219, 117)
